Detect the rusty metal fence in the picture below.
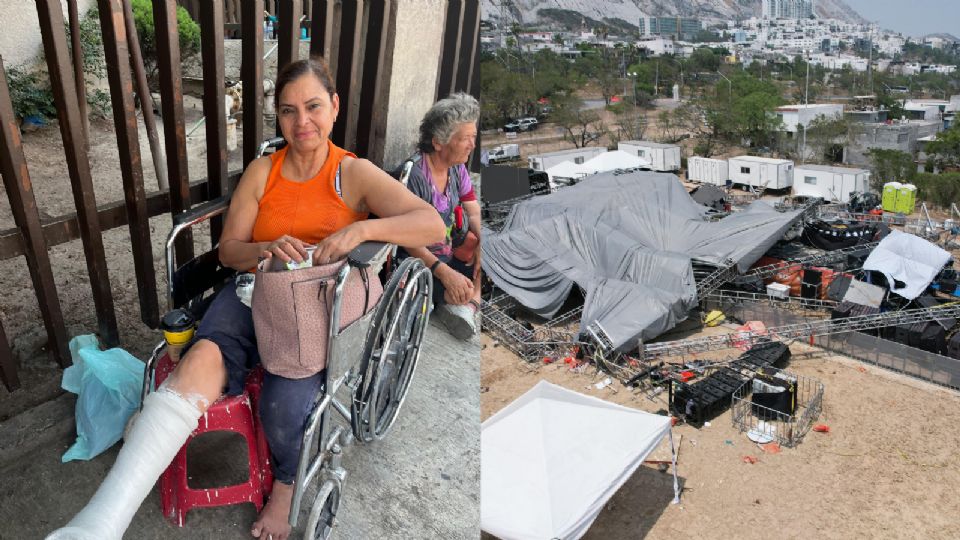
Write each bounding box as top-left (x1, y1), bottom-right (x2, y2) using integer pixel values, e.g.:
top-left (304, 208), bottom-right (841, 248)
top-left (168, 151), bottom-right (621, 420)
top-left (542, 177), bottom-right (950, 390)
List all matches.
top-left (0, 0), bottom-right (480, 391)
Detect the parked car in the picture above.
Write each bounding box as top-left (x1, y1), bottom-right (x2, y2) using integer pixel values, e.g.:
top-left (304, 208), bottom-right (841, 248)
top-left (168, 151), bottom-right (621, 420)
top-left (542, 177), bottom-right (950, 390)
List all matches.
top-left (518, 117), bottom-right (539, 131)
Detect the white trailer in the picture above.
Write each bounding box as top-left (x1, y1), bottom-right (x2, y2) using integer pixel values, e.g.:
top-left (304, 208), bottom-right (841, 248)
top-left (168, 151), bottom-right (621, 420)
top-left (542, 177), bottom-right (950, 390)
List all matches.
top-left (487, 143), bottom-right (520, 164)
top-left (528, 147), bottom-right (605, 172)
top-left (617, 141), bottom-right (681, 172)
top-left (687, 156), bottom-right (729, 186)
top-left (727, 156), bottom-right (794, 190)
top-left (793, 164), bottom-right (871, 203)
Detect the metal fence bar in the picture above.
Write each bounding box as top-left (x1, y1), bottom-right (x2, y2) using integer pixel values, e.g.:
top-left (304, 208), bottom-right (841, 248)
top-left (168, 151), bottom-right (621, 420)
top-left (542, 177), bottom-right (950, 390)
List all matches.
top-left (278, 0), bottom-right (303, 73)
top-left (154, 0), bottom-right (195, 264)
top-left (0, 319), bottom-right (17, 391)
top-left (0, 56), bottom-right (70, 369)
top-left (309, 0), bottom-right (330, 58)
top-left (354, 0), bottom-right (393, 162)
top-left (436, 0), bottom-right (464, 100)
top-left (241, 0), bottom-right (265, 168)
top-left (66, 0), bottom-right (88, 144)
top-left (332, 0), bottom-right (363, 150)
top-left (0, 177), bottom-right (234, 261)
top-left (97, 0), bottom-right (160, 329)
top-left (35, 0), bottom-right (120, 346)
top-left (199, 0), bottom-right (228, 242)
top-left (455, 0), bottom-right (479, 93)
top-left (124, 0), bottom-right (168, 191)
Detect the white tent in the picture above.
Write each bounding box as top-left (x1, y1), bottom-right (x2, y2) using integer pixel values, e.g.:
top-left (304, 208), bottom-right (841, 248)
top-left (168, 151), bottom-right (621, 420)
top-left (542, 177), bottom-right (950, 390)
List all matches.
top-left (580, 150), bottom-right (651, 173)
top-left (481, 381), bottom-right (679, 540)
top-left (544, 160), bottom-right (591, 184)
top-left (862, 230), bottom-right (951, 300)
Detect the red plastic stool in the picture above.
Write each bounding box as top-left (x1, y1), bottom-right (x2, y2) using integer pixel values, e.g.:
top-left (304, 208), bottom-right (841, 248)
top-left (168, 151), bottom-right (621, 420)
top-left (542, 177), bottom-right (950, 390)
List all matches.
top-left (154, 353), bottom-right (274, 526)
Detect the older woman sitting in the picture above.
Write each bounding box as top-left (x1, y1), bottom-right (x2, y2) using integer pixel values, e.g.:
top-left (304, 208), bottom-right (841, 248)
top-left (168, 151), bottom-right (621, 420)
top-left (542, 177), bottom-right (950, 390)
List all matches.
top-left (401, 93), bottom-right (481, 341)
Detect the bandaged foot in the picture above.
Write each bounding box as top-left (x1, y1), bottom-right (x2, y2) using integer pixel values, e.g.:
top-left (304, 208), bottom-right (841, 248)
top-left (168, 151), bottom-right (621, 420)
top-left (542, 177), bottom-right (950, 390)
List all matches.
top-left (46, 387), bottom-right (202, 540)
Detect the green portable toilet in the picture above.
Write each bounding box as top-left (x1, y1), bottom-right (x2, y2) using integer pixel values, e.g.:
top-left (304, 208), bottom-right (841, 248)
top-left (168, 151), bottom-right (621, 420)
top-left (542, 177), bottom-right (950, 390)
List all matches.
top-left (882, 182), bottom-right (901, 212)
top-left (896, 183), bottom-right (917, 214)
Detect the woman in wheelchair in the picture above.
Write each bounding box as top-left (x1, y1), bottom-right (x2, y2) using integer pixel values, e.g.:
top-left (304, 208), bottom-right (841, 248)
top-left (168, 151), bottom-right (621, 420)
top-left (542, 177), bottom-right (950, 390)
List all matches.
top-left (48, 58), bottom-right (444, 540)
top-left (401, 93), bottom-right (482, 341)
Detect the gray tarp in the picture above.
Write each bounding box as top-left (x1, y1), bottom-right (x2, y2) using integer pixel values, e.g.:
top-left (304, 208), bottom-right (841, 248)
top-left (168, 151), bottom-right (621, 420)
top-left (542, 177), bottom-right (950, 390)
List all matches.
top-left (482, 171), bottom-right (802, 349)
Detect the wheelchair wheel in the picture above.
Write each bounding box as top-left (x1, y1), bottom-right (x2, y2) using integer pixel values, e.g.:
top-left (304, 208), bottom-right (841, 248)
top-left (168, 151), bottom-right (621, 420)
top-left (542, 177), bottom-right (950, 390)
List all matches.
top-left (304, 480), bottom-right (340, 540)
top-left (352, 257), bottom-right (432, 443)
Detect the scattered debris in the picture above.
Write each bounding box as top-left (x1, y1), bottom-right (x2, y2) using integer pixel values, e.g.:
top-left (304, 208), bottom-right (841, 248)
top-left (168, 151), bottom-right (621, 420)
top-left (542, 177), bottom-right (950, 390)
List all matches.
top-left (760, 442), bottom-right (782, 454)
top-left (594, 377), bottom-right (613, 390)
top-left (742, 455), bottom-right (759, 464)
top-left (813, 424), bottom-right (831, 433)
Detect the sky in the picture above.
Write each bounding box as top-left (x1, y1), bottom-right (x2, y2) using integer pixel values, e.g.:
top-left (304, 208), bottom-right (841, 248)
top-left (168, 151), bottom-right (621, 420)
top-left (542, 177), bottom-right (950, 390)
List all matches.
top-left (842, 0), bottom-right (960, 38)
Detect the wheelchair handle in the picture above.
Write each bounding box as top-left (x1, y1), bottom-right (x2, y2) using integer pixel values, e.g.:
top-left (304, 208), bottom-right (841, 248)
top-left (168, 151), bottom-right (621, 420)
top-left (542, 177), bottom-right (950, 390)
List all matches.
top-left (256, 136), bottom-right (287, 159)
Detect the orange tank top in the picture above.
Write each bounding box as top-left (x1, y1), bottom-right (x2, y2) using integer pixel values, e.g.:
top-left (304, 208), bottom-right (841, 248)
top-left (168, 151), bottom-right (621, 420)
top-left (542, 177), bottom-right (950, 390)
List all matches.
top-left (252, 140), bottom-right (368, 247)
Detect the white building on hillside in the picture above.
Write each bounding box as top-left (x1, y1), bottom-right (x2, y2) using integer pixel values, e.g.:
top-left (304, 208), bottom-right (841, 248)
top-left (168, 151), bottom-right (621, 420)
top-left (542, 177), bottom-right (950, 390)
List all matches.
top-left (776, 104), bottom-right (845, 133)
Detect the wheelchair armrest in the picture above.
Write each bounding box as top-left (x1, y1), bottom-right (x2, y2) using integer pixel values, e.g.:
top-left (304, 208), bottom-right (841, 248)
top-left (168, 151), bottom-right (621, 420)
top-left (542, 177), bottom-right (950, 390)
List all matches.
top-left (347, 241), bottom-right (390, 268)
top-left (172, 195), bottom-right (231, 228)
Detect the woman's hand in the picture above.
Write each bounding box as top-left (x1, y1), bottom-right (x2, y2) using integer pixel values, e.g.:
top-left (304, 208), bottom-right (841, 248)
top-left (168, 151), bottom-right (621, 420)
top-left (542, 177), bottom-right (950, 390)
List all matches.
top-left (262, 235), bottom-right (310, 264)
top-left (311, 222), bottom-right (367, 265)
top-left (439, 264), bottom-right (474, 305)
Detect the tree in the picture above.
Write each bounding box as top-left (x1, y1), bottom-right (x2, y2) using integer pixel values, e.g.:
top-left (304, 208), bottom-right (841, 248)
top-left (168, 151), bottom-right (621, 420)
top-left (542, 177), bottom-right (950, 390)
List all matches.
top-left (804, 115), bottom-right (852, 163)
top-left (867, 148), bottom-right (915, 191)
top-left (607, 102), bottom-right (648, 146)
top-left (131, 0), bottom-right (201, 88)
top-left (479, 60), bottom-right (528, 128)
top-left (925, 124), bottom-right (960, 172)
top-left (552, 93), bottom-right (603, 148)
top-left (689, 48), bottom-right (720, 73)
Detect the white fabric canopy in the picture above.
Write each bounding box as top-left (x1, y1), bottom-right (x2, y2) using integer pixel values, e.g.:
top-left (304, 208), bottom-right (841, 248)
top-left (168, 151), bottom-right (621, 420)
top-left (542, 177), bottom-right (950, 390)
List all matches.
top-left (580, 150), bottom-right (651, 173)
top-left (545, 160), bottom-right (591, 182)
top-left (481, 381), bottom-right (679, 540)
top-left (862, 230), bottom-right (951, 300)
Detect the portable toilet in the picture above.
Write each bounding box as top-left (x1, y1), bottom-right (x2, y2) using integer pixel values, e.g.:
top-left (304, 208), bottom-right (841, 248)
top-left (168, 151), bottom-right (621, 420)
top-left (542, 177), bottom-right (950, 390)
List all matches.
top-left (896, 183), bottom-right (917, 214)
top-left (882, 182), bottom-right (901, 212)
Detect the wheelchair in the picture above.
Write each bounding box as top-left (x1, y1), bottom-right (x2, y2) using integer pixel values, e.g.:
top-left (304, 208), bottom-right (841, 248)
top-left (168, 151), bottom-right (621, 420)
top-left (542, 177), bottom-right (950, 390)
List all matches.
top-left (140, 137), bottom-right (433, 539)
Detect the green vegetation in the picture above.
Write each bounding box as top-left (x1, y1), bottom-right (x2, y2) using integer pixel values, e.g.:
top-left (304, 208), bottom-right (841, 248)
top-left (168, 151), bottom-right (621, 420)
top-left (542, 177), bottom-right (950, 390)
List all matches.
top-left (3, 66), bottom-right (56, 121)
top-left (925, 123), bottom-right (960, 172)
top-left (867, 148), bottom-right (916, 191)
top-left (131, 0), bottom-right (201, 88)
top-left (911, 172), bottom-right (960, 208)
top-left (3, 7), bottom-right (112, 122)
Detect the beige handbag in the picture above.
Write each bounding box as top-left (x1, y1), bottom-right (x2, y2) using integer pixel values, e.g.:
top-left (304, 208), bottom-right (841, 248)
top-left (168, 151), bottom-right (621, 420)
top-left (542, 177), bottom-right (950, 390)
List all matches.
top-left (251, 257), bottom-right (383, 379)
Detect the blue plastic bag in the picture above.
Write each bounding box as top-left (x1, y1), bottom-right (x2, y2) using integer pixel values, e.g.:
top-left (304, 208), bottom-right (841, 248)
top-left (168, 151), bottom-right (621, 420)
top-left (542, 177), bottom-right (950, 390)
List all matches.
top-left (61, 335), bottom-right (144, 462)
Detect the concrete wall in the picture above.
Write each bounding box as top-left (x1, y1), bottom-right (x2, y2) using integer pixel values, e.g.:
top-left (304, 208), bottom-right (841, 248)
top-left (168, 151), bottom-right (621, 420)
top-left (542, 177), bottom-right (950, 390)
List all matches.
top-left (0, 0), bottom-right (96, 68)
top-left (382, 0), bottom-right (447, 170)
top-left (844, 121), bottom-right (942, 166)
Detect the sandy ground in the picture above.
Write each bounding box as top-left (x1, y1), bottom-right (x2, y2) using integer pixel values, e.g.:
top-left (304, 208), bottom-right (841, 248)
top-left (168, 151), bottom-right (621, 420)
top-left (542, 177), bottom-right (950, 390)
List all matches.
top-left (481, 326), bottom-right (960, 539)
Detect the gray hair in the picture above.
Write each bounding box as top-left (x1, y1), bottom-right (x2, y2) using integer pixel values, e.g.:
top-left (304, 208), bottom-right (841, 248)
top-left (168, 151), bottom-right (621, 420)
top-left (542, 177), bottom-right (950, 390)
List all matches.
top-left (417, 92), bottom-right (479, 154)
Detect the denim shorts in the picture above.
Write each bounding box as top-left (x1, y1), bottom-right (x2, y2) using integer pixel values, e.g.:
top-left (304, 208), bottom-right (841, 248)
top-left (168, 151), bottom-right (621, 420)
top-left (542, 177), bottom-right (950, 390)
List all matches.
top-left (185, 278), bottom-right (260, 396)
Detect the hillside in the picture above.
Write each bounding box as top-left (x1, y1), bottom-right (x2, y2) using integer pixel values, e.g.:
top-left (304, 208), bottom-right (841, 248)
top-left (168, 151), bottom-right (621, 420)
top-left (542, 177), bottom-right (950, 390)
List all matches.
top-left (480, 0), bottom-right (867, 30)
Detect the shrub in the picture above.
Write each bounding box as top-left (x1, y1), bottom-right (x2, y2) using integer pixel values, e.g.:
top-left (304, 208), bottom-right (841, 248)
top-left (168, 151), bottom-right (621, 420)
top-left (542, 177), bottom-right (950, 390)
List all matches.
top-left (65, 6), bottom-right (111, 118)
top-left (3, 66), bottom-right (56, 121)
top-left (130, 0), bottom-right (201, 87)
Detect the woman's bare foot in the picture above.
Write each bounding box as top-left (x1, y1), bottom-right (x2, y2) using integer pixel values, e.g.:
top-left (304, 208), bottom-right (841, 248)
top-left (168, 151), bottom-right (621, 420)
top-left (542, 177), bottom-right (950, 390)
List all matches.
top-left (251, 481), bottom-right (294, 540)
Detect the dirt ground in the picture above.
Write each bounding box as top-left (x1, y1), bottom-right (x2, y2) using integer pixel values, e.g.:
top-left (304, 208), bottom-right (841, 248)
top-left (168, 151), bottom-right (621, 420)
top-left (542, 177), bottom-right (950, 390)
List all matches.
top-left (481, 325), bottom-right (960, 539)
top-left (0, 95), bottom-right (247, 419)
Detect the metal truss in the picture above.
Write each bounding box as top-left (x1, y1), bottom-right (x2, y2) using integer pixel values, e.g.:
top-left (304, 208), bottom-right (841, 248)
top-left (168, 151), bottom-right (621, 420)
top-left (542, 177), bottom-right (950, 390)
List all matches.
top-left (642, 303), bottom-right (960, 360)
top-left (744, 241), bottom-right (879, 279)
top-left (703, 289), bottom-right (838, 311)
